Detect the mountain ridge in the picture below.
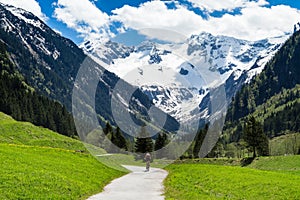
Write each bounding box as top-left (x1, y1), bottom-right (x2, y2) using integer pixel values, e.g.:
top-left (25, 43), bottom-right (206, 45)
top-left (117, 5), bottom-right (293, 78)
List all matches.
top-left (224, 30), bottom-right (300, 142)
top-left (81, 31), bottom-right (289, 124)
top-left (0, 4), bottom-right (179, 140)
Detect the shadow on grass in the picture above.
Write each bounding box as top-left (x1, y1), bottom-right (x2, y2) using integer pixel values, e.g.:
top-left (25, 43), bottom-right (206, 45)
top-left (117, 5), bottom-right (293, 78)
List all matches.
top-left (241, 157), bottom-right (255, 167)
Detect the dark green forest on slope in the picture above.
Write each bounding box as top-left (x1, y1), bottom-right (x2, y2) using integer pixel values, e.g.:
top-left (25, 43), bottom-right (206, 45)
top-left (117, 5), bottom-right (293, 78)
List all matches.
top-left (185, 31), bottom-right (300, 159)
top-left (223, 30), bottom-right (300, 145)
top-left (0, 41), bottom-right (77, 137)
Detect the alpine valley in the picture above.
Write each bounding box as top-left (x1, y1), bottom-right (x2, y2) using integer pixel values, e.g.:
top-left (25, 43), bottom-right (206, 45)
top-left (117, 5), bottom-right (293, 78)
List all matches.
top-left (1, 2), bottom-right (300, 199)
top-left (0, 2), bottom-right (297, 137)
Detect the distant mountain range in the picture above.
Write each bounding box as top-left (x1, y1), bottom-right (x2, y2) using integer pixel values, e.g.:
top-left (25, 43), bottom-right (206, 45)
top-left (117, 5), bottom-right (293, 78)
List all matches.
top-left (81, 31), bottom-right (289, 125)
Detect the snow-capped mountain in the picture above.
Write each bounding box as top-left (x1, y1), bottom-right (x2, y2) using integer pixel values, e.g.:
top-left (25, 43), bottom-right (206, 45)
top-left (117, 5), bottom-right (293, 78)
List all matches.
top-left (0, 3), bottom-right (78, 106)
top-left (82, 40), bottom-right (134, 65)
top-left (82, 32), bottom-right (289, 124)
top-left (1, 4), bottom-right (62, 63)
top-left (0, 3), bottom-right (179, 133)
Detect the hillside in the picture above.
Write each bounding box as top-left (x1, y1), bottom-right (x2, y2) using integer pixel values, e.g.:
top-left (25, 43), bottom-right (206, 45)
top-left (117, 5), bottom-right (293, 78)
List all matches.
top-left (0, 40), bottom-right (76, 137)
top-left (0, 112), bottom-right (124, 199)
top-left (248, 155), bottom-right (300, 174)
top-left (0, 112), bottom-right (82, 150)
top-left (164, 156), bottom-right (300, 199)
top-left (224, 30), bottom-right (300, 143)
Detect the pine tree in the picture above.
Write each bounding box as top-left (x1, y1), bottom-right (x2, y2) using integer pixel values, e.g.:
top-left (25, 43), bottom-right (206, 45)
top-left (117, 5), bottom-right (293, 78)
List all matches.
top-left (193, 124), bottom-right (208, 158)
top-left (154, 131), bottom-right (169, 158)
top-left (111, 127), bottom-right (128, 151)
top-left (135, 125), bottom-right (154, 154)
top-left (103, 122), bottom-right (112, 135)
top-left (243, 116), bottom-right (269, 157)
top-left (154, 131), bottom-right (168, 150)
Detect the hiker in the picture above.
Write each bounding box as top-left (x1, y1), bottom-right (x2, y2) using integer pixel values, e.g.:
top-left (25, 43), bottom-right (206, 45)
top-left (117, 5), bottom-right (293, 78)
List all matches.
top-left (144, 152), bottom-right (151, 172)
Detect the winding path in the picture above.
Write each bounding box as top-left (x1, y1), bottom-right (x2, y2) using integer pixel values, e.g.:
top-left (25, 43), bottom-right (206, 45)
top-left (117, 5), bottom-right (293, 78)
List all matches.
top-left (87, 165), bottom-right (168, 200)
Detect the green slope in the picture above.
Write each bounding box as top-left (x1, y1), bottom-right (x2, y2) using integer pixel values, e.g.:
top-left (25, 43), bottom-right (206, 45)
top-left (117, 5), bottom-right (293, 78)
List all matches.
top-left (0, 40), bottom-right (77, 137)
top-left (248, 155), bottom-right (300, 175)
top-left (224, 85), bottom-right (300, 141)
top-left (164, 156), bottom-right (300, 199)
top-left (224, 30), bottom-right (300, 143)
top-left (0, 112), bottom-right (125, 199)
top-left (0, 112), bottom-right (83, 150)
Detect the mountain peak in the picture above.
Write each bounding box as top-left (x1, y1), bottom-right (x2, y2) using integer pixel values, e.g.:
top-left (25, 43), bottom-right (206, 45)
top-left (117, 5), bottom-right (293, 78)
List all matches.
top-left (0, 3), bottom-right (46, 31)
top-left (81, 31), bottom-right (289, 123)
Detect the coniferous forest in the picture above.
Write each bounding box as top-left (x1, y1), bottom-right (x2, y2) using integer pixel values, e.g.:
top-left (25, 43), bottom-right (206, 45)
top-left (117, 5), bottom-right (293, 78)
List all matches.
top-left (223, 31), bottom-right (300, 142)
top-left (0, 41), bottom-right (76, 137)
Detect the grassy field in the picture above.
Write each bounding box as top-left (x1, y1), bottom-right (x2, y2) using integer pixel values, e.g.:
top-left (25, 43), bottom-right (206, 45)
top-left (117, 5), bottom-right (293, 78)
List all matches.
top-left (2, 111), bottom-right (300, 199)
top-left (269, 133), bottom-right (300, 156)
top-left (0, 112), bottom-right (92, 151)
top-left (248, 155), bottom-right (300, 175)
top-left (164, 156), bottom-right (300, 200)
top-left (0, 112), bottom-right (125, 199)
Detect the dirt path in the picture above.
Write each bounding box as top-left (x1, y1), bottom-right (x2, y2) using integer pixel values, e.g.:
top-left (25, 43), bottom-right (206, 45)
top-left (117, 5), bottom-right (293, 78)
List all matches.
top-left (87, 165), bottom-right (168, 200)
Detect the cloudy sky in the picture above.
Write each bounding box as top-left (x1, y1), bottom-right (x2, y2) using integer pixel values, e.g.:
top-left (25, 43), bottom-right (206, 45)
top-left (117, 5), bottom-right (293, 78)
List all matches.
top-left (1, 0), bottom-right (300, 44)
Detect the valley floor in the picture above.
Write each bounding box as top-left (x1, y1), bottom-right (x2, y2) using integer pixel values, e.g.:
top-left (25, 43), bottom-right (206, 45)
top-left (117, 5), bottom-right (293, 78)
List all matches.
top-left (0, 112), bottom-right (125, 199)
top-left (1, 111), bottom-right (300, 200)
top-left (164, 156), bottom-right (300, 200)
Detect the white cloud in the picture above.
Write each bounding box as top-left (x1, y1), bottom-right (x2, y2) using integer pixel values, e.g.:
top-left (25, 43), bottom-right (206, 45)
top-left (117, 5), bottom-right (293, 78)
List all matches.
top-left (187, 0), bottom-right (269, 12)
top-left (53, 0), bottom-right (111, 40)
top-left (111, 1), bottom-right (204, 38)
top-left (111, 1), bottom-right (300, 41)
top-left (0, 0), bottom-right (47, 21)
top-left (205, 5), bottom-right (300, 40)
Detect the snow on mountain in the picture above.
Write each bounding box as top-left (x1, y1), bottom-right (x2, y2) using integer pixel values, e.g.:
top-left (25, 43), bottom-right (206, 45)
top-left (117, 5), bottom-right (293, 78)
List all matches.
top-left (3, 4), bottom-right (46, 31)
top-left (0, 4), bottom-right (180, 134)
top-left (0, 3), bottom-right (61, 64)
top-left (81, 32), bottom-right (289, 123)
top-left (80, 40), bottom-right (134, 65)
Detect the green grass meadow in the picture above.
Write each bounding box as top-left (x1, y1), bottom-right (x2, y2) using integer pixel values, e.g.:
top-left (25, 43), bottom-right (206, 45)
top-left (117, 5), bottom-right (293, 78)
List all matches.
top-left (0, 112), bottom-right (85, 151)
top-left (2, 111), bottom-right (300, 200)
top-left (164, 156), bottom-right (300, 200)
top-left (0, 112), bottom-right (125, 199)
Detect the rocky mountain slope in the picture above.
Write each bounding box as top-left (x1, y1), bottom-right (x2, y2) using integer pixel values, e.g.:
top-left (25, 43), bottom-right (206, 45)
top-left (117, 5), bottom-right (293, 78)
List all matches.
top-left (0, 3), bottom-right (178, 138)
top-left (81, 32), bottom-right (289, 124)
top-left (224, 30), bottom-right (300, 141)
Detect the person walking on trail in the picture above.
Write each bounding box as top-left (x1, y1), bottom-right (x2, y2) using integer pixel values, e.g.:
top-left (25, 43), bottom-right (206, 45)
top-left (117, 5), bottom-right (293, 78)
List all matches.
top-left (144, 152), bottom-right (151, 172)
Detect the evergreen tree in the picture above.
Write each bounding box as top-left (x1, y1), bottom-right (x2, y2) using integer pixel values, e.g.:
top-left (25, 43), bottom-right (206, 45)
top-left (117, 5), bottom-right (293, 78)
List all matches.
top-left (154, 131), bottom-right (169, 158)
top-left (103, 122), bottom-right (112, 135)
top-left (154, 131), bottom-right (168, 151)
top-left (243, 116), bottom-right (269, 157)
top-left (193, 124), bottom-right (208, 158)
top-left (135, 125), bottom-right (154, 154)
top-left (111, 127), bottom-right (128, 151)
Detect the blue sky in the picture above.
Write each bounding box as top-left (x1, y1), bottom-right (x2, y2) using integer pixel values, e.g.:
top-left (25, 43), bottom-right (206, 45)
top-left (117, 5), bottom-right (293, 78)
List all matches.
top-left (1, 0), bottom-right (300, 45)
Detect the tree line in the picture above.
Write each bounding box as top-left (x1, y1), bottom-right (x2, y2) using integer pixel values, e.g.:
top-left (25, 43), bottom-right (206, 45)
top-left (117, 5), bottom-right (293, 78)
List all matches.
top-left (96, 117), bottom-right (272, 159)
top-left (86, 121), bottom-right (169, 158)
